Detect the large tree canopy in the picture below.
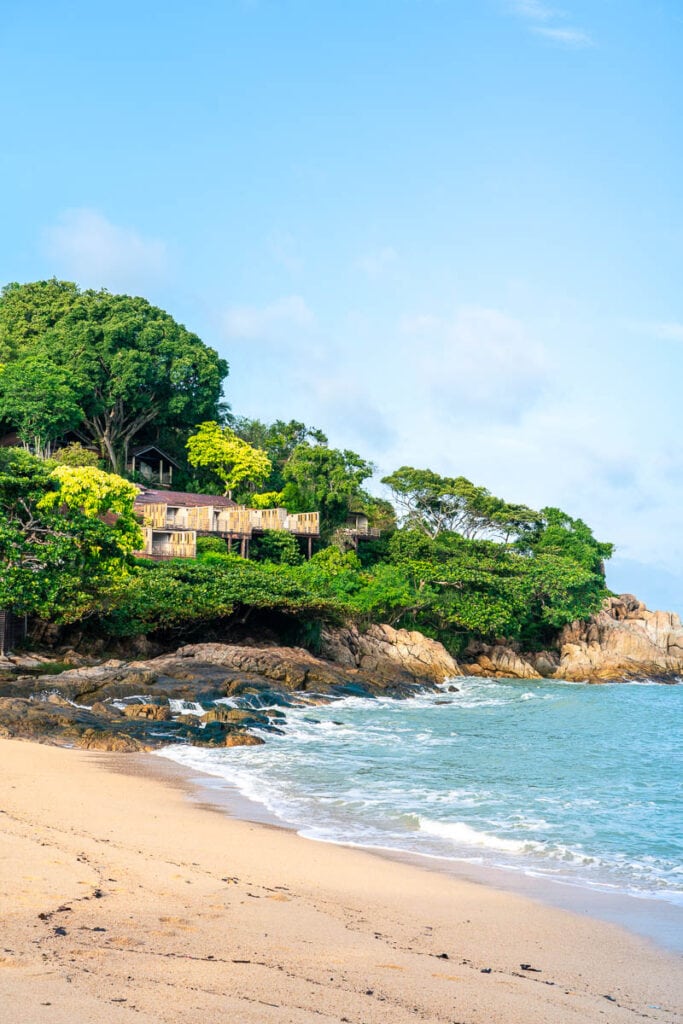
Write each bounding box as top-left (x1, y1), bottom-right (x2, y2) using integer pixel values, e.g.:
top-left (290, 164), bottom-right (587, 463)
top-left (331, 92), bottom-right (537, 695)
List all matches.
top-left (515, 506), bottom-right (614, 576)
top-left (381, 466), bottom-right (540, 542)
top-left (282, 444), bottom-right (375, 536)
top-left (0, 279), bottom-right (81, 361)
top-left (0, 280), bottom-right (229, 471)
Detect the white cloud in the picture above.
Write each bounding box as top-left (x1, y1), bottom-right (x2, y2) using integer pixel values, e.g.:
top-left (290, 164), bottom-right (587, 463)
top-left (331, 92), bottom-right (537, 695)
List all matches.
top-left (43, 208), bottom-right (168, 291)
top-left (509, 0), bottom-right (594, 48)
top-left (533, 26), bottom-right (594, 47)
top-left (511, 0), bottom-right (556, 20)
top-left (356, 246), bottom-right (398, 277)
top-left (639, 321), bottom-right (683, 343)
top-left (398, 305), bottom-right (549, 418)
top-left (223, 295), bottom-right (315, 339)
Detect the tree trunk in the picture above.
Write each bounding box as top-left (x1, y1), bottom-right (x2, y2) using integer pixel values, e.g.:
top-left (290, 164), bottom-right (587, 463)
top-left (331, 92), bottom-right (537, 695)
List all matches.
top-left (102, 432), bottom-right (119, 473)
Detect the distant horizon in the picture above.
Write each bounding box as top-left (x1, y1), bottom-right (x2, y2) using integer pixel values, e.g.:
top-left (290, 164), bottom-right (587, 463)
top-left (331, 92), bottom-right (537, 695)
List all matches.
top-left (2, 0), bottom-right (681, 613)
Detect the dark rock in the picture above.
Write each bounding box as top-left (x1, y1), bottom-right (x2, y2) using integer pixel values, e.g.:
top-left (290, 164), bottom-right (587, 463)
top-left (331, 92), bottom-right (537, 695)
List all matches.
top-left (0, 629), bottom-right (471, 752)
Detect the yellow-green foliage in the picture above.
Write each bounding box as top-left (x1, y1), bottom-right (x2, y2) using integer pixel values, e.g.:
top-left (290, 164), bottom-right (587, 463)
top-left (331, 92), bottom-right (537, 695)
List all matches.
top-left (40, 465), bottom-right (143, 554)
top-left (249, 490), bottom-right (285, 509)
top-left (186, 421), bottom-right (272, 497)
top-left (0, 450), bottom-right (141, 622)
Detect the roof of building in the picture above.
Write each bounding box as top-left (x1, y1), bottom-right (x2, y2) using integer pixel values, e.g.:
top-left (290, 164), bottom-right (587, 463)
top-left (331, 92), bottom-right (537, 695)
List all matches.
top-left (134, 488), bottom-right (237, 508)
top-left (130, 444), bottom-right (182, 468)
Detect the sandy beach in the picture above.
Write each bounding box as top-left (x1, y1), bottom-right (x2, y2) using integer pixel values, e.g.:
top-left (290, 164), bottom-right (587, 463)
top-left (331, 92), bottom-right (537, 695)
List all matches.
top-left (0, 737), bottom-right (680, 1024)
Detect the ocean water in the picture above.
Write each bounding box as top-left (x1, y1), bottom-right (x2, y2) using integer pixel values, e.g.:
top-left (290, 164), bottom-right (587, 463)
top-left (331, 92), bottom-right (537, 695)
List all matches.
top-left (158, 677), bottom-right (682, 910)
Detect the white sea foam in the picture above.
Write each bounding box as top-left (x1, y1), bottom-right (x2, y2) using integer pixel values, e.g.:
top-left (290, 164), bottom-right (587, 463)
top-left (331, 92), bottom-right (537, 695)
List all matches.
top-left (156, 677), bottom-right (683, 910)
top-left (418, 818), bottom-right (532, 853)
top-left (168, 699), bottom-right (205, 716)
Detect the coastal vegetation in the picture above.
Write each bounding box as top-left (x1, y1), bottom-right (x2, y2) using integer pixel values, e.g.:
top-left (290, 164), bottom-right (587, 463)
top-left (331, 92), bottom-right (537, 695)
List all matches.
top-left (0, 279), bottom-right (614, 654)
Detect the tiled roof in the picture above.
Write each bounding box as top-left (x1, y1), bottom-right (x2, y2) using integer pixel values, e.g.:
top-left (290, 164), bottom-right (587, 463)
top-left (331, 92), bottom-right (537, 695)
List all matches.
top-left (134, 488), bottom-right (237, 508)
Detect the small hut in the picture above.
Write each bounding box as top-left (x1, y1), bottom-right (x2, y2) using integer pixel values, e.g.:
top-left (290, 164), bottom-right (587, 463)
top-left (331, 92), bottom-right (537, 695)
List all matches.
top-left (127, 446), bottom-right (181, 488)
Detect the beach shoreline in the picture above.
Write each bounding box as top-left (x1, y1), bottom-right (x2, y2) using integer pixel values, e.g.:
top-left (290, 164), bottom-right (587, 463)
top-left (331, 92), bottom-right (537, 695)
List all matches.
top-left (1, 737), bottom-right (681, 1024)
top-left (151, 747), bottom-right (683, 956)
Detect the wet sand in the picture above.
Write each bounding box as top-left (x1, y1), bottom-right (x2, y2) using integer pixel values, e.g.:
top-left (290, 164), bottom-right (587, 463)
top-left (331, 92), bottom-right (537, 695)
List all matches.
top-left (0, 738), bottom-right (680, 1023)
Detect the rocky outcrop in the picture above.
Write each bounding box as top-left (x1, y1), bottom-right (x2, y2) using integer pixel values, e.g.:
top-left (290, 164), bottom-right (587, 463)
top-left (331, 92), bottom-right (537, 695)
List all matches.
top-left (464, 647), bottom-right (535, 680)
top-left (319, 623), bottom-right (461, 684)
top-left (0, 602), bottom-right (677, 752)
top-left (459, 641), bottom-right (560, 680)
top-left (170, 632), bottom-right (458, 693)
top-left (446, 596), bottom-right (683, 683)
top-left (0, 627), bottom-right (459, 751)
top-left (556, 594), bottom-right (683, 682)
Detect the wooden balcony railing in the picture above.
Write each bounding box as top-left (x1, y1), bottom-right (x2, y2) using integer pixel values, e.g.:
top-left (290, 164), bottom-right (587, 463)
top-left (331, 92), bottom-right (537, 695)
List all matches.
top-left (137, 503), bottom-right (320, 538)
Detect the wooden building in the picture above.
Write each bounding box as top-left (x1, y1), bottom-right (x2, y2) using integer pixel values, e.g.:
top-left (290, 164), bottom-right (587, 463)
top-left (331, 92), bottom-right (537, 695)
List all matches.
top-left (341, 513), bottom-right (381, 549)
top-left (127, 445), bottom-right (180, 488)
top-left (133, 488), bottom-right (321, 559)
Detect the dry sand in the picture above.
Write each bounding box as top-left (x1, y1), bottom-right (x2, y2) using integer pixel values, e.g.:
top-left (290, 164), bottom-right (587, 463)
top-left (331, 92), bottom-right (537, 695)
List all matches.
top-left (0, 737), bottom-right (680, 1024)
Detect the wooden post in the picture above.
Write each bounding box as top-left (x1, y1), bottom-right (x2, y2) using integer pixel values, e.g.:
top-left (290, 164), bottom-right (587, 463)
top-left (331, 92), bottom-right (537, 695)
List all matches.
top-left (240, 537), bottom-right (246, 558)
top-left (0, 610), bottom-right (8, 656)
top-left (244, 538), bottom-right (250, 560)
top-left (307, 535), bottom-right (312, 560)
top-left (227, 535), bottom-right (232, 554)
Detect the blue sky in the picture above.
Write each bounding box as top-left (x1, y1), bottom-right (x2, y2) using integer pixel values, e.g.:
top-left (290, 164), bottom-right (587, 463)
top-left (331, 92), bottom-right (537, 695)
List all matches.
top-left (2, 0), bottom-right (682, 612)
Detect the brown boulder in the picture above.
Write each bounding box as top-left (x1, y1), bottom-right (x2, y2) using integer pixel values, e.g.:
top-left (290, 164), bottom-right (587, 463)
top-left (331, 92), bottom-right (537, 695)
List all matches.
top-left (223, 733), bottom-right (265, 747)
top-left (122, 703), bottom-right (171, 721)
top-left (77, 729), bottom-right (149, 752)
top-left (461, 643), bottom-right (542, 680)
top-left (556, 596), bottom-right (683, 682)
top-left (320, 623), bottom-right (461, 685)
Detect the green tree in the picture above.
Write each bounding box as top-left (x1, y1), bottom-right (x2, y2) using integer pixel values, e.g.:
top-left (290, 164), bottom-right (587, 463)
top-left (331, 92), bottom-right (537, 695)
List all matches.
top-left (0, 450), bottom-right (142, 621)
top-left (186, 421), bottom-right (272, 498)
top-left (250, 530), bottom-right (303, 566)
top-left (0, 279), bottom-right (80, 362)
top-left (101, 556), bottom-right (344, 637)
top-left (0, 281), bottom-right (229, 472)
top-left (51, 442), bottom-right (101, 468)
top-left (39, 464), bottom-right (142, 550)
top-left (381, 466), bottom-right (539, 541)
top-left (516, 507), bottom-right (614, 576)
top-left (230, 417), bottom-right (328, 492)
top-left (385, 525), bottom-right (610, 651)
top-left (282, 444), bottom-right (375, 536)
top-left (0, 356), bottom-right (83, 458)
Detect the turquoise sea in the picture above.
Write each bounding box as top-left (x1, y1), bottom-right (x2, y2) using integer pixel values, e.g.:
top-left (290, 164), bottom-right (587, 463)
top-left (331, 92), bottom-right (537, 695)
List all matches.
top-left (159, 678), bottom-right (682, 938)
